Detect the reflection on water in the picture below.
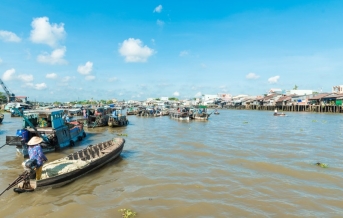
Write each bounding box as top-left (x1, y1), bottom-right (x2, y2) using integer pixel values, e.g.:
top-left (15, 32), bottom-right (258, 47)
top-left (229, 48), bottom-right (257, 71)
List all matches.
top-left (0, 111), bottom-right (343, 217)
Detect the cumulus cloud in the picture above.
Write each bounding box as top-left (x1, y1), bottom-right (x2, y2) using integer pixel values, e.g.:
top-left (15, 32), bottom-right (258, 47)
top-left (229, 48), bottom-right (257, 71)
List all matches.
top-left (0, 30), bottom-right (21, 42)
top-left (46, 73), bottom-right (57, 79)
top-left (195, 92), bottom-right (202, 97)
top-left (85, 75), bottom-right (95, 80)
top-left (118, 38), bottom-right (155, 63)
top-left (30, 17), bottom-right (66, 47)
top-left (77, 61), bottom-right (93, 75)
top-left (156, 19), bottom-right (164, 27)
top-left (109, 77), bottom-right (117, 82)
top-left (173, 91), bottom-right (180, 97)
top-left (37, 47), bottom-right (67, 65)
top-left (17, 74), bottom-right (33, 82)
top-left (179, 50), bottom-right (189, 57)
top-left (153, 5), bottom-right (162, 13)
top-left (2, 68), bottom-right (34, 82)
top-left (62, 76), bottom-right (71, 82)
top-left (26, 82), bottom-right (48, 90)
top-left (246, 73), bottom-right (260, 79)
top-left (268, 76), bottom-right (280, 84)
top-left (2, 68), bottom-right (16, 81)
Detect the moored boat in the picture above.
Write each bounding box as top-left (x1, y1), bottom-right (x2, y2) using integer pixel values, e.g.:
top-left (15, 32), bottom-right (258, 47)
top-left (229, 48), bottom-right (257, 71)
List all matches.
top-left (169, 110), bottom-right (190, 121)
top-left (14, 138), bottom-right (125, 192)
top-left (5, 109), bottom-right (86, 157)
top-left (108, 110), bottom-right (129, 127)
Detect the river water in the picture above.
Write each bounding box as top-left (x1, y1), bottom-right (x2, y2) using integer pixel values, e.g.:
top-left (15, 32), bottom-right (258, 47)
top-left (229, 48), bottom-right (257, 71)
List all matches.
top-left (0, 110), bottom-right (342, 217)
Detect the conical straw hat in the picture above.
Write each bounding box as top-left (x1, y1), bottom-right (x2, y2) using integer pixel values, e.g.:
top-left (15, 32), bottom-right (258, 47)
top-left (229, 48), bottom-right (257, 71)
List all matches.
top-left (27, 136), bottom-right (43, 146)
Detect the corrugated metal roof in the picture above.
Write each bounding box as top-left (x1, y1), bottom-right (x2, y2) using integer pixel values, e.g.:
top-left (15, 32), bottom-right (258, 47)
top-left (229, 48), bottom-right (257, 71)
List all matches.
top-left (308, 93), bottom-right (330, 100)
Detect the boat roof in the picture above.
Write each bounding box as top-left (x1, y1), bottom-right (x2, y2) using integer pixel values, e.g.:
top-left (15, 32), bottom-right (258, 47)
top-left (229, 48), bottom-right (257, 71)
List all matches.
top-left (24, 109), bottom-right (64, 115)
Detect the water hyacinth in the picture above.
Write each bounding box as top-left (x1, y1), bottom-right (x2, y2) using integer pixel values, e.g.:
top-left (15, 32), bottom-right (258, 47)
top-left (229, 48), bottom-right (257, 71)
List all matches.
top-left (316, 163), bottom-right (328, 168)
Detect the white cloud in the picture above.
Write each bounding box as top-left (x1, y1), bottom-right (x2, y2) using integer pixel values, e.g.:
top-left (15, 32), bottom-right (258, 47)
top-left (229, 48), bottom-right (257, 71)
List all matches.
top-left (268, 76), bottom-right (280, 84)
top-left (2, 68), bottom-right (16, 81)
top-left (34, 83), bottom-right (47, 90)
top-left (25, 82), bottom-right (48, 90)
top-left (2, 68), bottom-right (34, 82)
top-left (30, 16), bottom-right (65, 47)
top-left (153, 5), bottom-right (162, 13)
top-left (119, 38), bottom-right (155, 63)
top-left (0, 30), bottom-right (21, 42)
top-left (246, 73), bottom-right (260, 79)
top-left (179, 50), bottom-right (189, 57)
top-left (77, 61), bottom-right (93, 75)
top-left (46, 73), bottom-right (57, 79)
top-left (109, 77), bottom-right (117, 82)
top-left (37, 47), bottom-right (67, 65)
top-left (17, 74), bottom-right (33, 82)
top-left (195, 92), bottom-right (202, 97)
top-left (173, 91), bottom-right (180, 96)
top-left (62, 76), bottom-right (71, 82)
top-left (156, 19), bottom-right (164, 27)
top-left (85, 75), bottom-right (96, 80)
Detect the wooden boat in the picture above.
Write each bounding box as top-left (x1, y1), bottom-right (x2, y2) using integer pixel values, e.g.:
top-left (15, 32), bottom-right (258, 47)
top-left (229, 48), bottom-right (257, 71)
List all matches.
top-left (16, 138), bottom-right (125, 191)
top-left (5, 109), bottom-right (86, 157)
top-left (274, 113), bottom-right (286, 117)
top-left (126, 107), bottom-right (136, 115)
top-left (84, 107), bottom-right (112, 128)
top-left (0, 113), bottom-right (4, 124)
top-left (169, 110), bottom-right (190, 121)
top-left (189, 106), bottom-right (211, 120)
top-left (108, 113), bottom-right (129, 127)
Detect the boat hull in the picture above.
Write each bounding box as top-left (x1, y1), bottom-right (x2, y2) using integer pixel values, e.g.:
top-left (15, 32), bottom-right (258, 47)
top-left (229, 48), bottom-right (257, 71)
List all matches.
top-left (36, 138), bottom-right (125, 189)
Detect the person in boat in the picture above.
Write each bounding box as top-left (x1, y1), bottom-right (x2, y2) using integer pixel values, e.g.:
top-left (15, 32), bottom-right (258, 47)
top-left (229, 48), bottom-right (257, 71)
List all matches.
top-left (177, 107), bottom-right (180, 112)
top-left (274, 109), bottom-right (278, 116)
top-left (27, 136), bottom-right (48, 180)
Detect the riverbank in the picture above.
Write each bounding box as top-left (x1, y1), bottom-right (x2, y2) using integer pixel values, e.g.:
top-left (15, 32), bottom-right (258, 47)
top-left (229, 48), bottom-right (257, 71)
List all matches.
top-left (224, 104), bottom-right (343, 113)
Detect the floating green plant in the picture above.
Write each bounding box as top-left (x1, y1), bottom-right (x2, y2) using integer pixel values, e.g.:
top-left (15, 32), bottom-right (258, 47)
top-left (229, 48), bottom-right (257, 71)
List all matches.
top-left (117, 133), bottom-right (128, 136)
top-left (243, 121), bottom-right (248, 124)
top-left (316, 163), bottom-right (328, 168)
top-left (118, 209), bottom-right (137, 218)
top-left (312, 120), bottom-right (317, 122)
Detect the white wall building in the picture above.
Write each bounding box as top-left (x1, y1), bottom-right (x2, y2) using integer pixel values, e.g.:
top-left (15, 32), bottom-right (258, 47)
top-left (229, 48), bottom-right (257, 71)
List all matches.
top-left (332, 85), bottom-right (343, 94)
top-left (286, 90), bottom-right (313, 96)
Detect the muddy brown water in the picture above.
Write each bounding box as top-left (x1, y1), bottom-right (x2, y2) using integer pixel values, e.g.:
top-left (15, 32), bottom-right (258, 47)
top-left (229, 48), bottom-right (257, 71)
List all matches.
top-left (0, 110), bottom-right (343, 217)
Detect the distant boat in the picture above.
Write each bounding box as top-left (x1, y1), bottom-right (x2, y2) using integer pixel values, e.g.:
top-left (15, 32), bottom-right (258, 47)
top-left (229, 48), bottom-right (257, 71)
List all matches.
top-left (0, 113), bottom-right (4, 124)
top-left (169, 110), bottom-right (190, 121)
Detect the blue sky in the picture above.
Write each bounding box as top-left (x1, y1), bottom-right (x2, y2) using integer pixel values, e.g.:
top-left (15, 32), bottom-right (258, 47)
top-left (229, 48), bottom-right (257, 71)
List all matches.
top-left (0, 0), bottom-right (343, 102)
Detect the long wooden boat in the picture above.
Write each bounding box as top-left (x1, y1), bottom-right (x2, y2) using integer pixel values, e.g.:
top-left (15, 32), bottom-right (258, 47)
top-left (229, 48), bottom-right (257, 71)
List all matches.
top-left (169, 111), bottom-right (190, 121)
top-left (17, 138), bottom-right (125, 191)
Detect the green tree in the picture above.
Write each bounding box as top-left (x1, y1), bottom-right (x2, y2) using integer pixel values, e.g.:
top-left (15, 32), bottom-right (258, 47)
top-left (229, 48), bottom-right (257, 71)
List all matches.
top-left (168, 97), bottom-right (179, 101)
top-left (293, 85), bottom-right (298, 90)
top-left (155, 98), bottom-right (160, 101)
top-left (0, 92), bottom-right (7, 104)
